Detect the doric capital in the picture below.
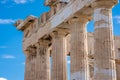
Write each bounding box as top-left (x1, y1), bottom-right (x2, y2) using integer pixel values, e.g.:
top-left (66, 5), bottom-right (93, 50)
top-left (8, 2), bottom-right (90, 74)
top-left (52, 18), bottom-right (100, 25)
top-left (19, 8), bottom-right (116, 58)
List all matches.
top-left (24, 50), bottom-right (29, 55)
top-left (92, 0), bottom-right (118, 9)
top-left (24, 50), bottom-right (32, 58)
top-left (68, 15), bottom-right (90, 24)
top-left (50, 31), bottom-right (66, 38)
top-left (35, 40), bottom-right (50, 48)
top-left (24, 46), bottom-right (37, 58)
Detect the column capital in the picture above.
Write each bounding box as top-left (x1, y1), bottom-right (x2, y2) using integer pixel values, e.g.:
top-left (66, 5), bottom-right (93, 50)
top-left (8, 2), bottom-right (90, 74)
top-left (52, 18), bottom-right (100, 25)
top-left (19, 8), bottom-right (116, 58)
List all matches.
top-left (35, 40), bottom-right (50, 47)
top-left (24, 49), bottom-right (33, 61)
top-left (68, 15), bottom-right (90, 24)
top-left (25, 47), bottom-right (36, 57)
top-left (92, 0), bottom-right (118, 9)
top-left (24, 50), bottom-right (30, 57)
top-left (50, 31), bottom-right (66, 38)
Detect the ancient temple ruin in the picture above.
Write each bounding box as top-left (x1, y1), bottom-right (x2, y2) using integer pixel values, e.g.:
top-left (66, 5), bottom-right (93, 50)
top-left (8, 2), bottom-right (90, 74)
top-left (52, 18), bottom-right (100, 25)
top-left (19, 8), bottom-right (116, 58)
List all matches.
top-left (15, 0), bottom-right (120, 80)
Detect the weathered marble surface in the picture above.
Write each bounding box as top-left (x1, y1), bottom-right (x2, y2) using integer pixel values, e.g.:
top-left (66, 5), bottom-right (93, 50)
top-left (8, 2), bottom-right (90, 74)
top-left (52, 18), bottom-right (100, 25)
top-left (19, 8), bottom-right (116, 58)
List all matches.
top-left (14, 0), bottom-right (119, 80)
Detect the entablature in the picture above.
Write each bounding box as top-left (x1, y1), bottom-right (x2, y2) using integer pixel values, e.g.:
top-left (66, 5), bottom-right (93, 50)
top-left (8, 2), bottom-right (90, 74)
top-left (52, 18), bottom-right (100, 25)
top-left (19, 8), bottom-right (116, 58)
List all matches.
top-left (17, 15), bottom-right (37, 31)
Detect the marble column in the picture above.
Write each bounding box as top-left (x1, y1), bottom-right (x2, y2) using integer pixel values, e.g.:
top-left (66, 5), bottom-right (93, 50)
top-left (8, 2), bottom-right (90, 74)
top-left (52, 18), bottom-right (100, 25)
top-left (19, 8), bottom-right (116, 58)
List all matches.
top-left (35, 40), bottom-right (50, 80)
top-left (24, 47), bottom-right (36, 80)
top-left (51, 31), bottom-right (67, 80)
top-left (115, 60), bottom-right (120, 80)
top-left (24, 50), bottom-right (31, 80)
top-left (92, 1), bottom-right (117, 80)
top-left (30, 47), bottom-right (36, 80)
top-left (70, 17), bottom-right (90, 80)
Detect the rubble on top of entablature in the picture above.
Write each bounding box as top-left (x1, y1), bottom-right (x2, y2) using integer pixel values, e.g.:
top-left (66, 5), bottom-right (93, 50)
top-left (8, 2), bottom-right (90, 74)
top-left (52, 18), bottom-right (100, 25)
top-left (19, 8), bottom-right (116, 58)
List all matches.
top-left (14, 20), bottom-right (23, 27)
top-left (21, 15), bottom-right (38, 39)
top-left (15, 15), bottom-right (37, 31)
top-left (44, 0), bottom-right (69, 6)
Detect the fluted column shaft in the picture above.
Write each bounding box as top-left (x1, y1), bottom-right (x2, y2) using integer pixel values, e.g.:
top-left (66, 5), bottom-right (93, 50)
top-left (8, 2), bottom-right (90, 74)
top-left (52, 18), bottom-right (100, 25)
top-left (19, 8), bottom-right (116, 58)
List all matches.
top-left (24, 51), bottom-right (31, 80)
top-left (115, 60), bottom-right (120, 80)
top-left (70, 18), bottom-right (89, 80)
top-left (36, 40), bottom-right (50, 80)
top-left (51, 31), bottom-right (67, 80)
top-left (24, 48), bottom-right (36, 80)
top-left (30, 48), bottom-right (36, 80)
top-left (93, 1), bottom-right (117, 80)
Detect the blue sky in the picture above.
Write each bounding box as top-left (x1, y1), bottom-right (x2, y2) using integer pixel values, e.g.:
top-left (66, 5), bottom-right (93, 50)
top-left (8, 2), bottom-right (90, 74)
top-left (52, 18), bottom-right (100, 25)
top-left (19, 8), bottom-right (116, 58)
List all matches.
top-left (0, 0), bottom-right (120, 80)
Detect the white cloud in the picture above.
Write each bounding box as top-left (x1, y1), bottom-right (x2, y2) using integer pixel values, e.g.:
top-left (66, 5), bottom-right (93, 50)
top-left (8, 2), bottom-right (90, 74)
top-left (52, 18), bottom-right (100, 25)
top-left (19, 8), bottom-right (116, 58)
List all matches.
top-left (114, 16), bottom-right (120, 24)
top-left (13, 0), bottom-right (34, 4)
top-left (1, 55), bottom-right (16, 59)
top-left (0, 77), bottom-right (8, 80)
top-left (0, 19), bottom-right (16, 24)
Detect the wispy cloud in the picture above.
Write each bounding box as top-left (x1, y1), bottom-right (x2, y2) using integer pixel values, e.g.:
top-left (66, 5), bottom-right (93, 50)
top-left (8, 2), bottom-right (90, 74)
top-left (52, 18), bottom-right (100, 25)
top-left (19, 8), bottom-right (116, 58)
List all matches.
top-left (1, 55), bottom-right (16, 59)
top-left (0, 19), bottom-right (16, 24)
top-left (114, 16), bottom-right (120, 19)
top-left (0, 0), bottom-right (35, 4)
top-left (0, 77), bottom-right (8, 80)
top-left (0, 46), bottom-right (7, 49)
top-left (22, 62), bottom-right (25, 65)
top-left (114, 16), bottom-right (120, 24)
top-left (13, 0), bottom-right (34, 4)
top-left (0, 0), bottom-right (7, 4)
top-left (117, 20), bottom-right (120, 24)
